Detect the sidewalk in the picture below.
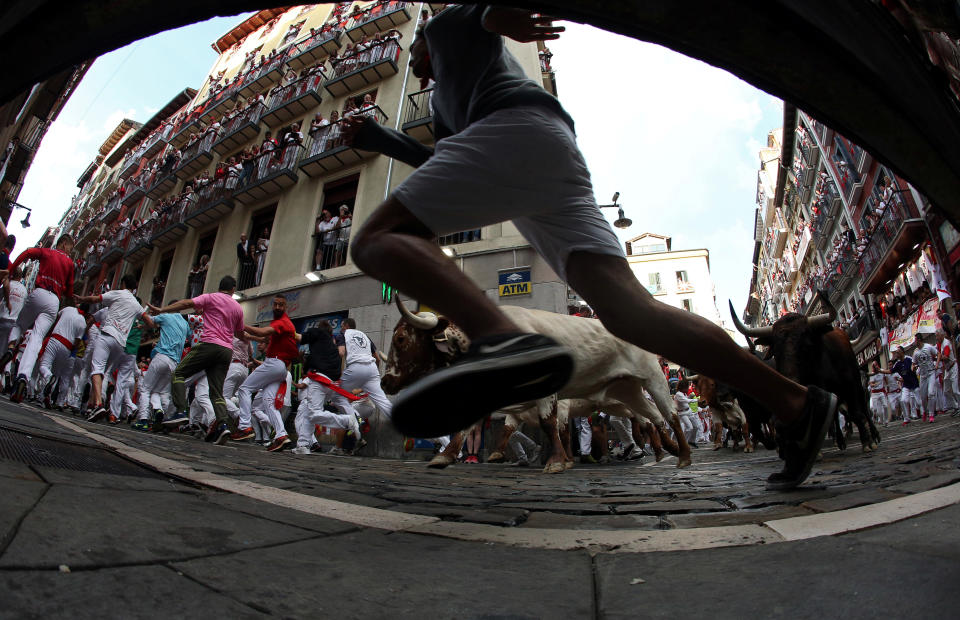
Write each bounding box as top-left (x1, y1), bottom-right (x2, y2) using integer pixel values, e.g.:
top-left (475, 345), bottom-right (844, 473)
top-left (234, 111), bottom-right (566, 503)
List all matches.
top-left (0, 401), bottom-right (958, 619)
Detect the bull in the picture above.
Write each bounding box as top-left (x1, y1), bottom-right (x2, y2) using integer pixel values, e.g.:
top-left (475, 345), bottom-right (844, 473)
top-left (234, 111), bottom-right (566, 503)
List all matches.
top-left (380, 297), bottom-right (692, 471)
top-left (729, 294), bottom-right (880, 452)
top-left (690, 375), bottom-right (756, 452)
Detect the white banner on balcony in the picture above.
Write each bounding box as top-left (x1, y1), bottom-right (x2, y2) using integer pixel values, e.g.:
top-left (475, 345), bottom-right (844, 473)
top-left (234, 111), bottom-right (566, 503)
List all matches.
top-left (796, 228), bottom-right (812, 266)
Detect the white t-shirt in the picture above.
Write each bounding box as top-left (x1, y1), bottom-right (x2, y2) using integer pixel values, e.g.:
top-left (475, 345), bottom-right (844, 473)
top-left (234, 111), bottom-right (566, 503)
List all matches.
top-left (868, 373), bottom-right (885, 392)
top-left (885, 373), bottom-right (902, 392)
top-left (99, 289), bottom-right (147, 347)
top-left (52, 307), bottom-right (87, 342)
top-left (318, 217), bottom-right (338, 244)
top-left (674, 391), bottom-right (693, 415)
top-left (343, 328), bottom-right (375, 366)
top-left (0, 280), bottom-right (27, 321)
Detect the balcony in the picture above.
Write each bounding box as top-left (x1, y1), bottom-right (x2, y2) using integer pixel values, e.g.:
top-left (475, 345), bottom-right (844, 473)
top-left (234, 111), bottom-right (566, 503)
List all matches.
top-left (124, 224), bottom-right (155, 262)
top-left (401, 88), bottom-right (434, 142)
top-left (146, 169), bottom-right (178, 200)
top-left (237, 52), bottom-right (289, 100)
top-left (117, 150), bottom-right (141, 181)
top-left (174, 131), bottom-right (216, 180)
top-left (184, 177), bottom-right (235, 229)
top-left (233, 144), bottom-right (303, 206)
top-left (212, 101), bottom-right (266, 156)
top-left (261, 72), bottom-right (325, 129)
top-left (103, 193), bottom-right (123, 221)
top-left (324, 40), bottom-right (401, 97)
top-left (859, 197), bottom-right (927, 294)
top-left (345, 1), bottom-right (411, 43)
top-left (150, 196), bottom-right (192, 247)
top-left (299, 107), bottom-right (387, 177)
top-left (101, 237), bottom-right (126, 264)
top-left (143, 124), bottom-right (172, 160)
top-left (120, 177), bottom-right (145, 209)
top-left (168, 112), bottom-right (204, 149)
top-left (186, 271), bottom-right (208, 298)
top-left (286, 29), bottom-right (343, 72)
top-left (81, 255), bottom-right (101, 280)
top-left (198, 83), bottom-right (240, 124)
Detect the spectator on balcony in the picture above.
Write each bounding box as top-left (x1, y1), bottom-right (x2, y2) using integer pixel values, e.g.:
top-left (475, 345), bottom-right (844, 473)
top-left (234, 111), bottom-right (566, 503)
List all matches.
top-left (226, 156), bottom-right (241, 189)
top-left (282, 69), bottom-right (298, 86)
top-left (310, 112), bottom-right (329, 133)
top-left (254, 228), bottom-right (270, 286)
top-left (358, 93), bottom-right (377, 118)
top-left (343, 99), bottom-right (360, 118)
top-left (238, 146), bottom-right (259, 187)
top-left (188, 256), bottom-right (209, 298)
top-left (150, 277), bottom-right (165, 306)
top-left (261, 131), bottom-right (278, 157)
top-left (316, 209), bottom-right (339, 270)
top-left (283, 122), bottom-right (304, 150)
top-left (335, 205), bottom-right (352, 267)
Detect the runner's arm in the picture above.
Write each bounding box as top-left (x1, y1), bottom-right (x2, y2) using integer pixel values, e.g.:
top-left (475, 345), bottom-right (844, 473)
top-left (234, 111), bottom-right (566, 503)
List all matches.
top-left (481, 7), bottom-right (565, 42)
top-left (8, 247), bottom-right (40, 273)
top-left (140, 312), bottom-right (156, 329)
top-left (151, 299), bottom-right (195, 314)
top-left (74, 293), bottom-right (102, 304)
top-left (244, 324), bottom-right (274, 338)
top-left (342, 116), bottom-right (433, 167)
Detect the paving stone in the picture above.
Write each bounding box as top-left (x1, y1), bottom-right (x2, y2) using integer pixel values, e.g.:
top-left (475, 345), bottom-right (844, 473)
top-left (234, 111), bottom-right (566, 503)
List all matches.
top-left (845, 503), bottom-right (960, 561)
top-left (0, 486), bottom-right (316, 568)
top-left (172, 530), bottom-right (594, 619)
top-left (520, 511), bottom-right (662, 530)
top-left (494, 501), bottom-right (614, 514)
top-left (615, 500), bottom-right (729, 515)
top-left (0, 476), bottom-right (47, 552)
top-left (800, 488), bottom-right (904, 513)
top-left (199, 492), bottom-right (357, 536)
top-left (30, 466), bottom-right (189, 492)
top-left (0, 565), bottom-right (264, 619)
top-left (731, 488), bottom-right (839, 509)
top-left (664, 505), bottom-right (815, 529)
top-left (0, 458), bottom-right (43, 482)
top-left (390, 503), bottom-right (530, 526)
top-left (884, 471), bottom-right (960, 494)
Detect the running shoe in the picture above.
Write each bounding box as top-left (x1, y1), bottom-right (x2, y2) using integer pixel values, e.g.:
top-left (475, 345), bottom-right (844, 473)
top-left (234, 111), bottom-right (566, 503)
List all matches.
top-left (230, 427), bottom-right (255, 441)
top-left (766, 386), bottom-right (838, 491)
top-left (464, 454), bottom-right (480, 464)
top-left (108, 414), bottom-right (119, 425)
top-left (10, 377), bottom-right (27, 404)
top-left (86, 406), bottom-right (107, 423)
top-left (291, 446), bottom-right (312, 455)
top-left (266, 436), bottom-right (291, 452)
top-left (390, 333), bottom-right (573, 438)
top-left (328, 446), bottom-right (345, 455)
top-left (204, 422), bottom-right (230, 445)
top-left (162, 412), bottom-right (189, 428)
top-left (132, 419), bottom-right (151, 431)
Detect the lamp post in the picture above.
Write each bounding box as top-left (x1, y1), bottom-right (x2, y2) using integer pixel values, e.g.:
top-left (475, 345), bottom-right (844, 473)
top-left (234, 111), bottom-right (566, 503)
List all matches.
top-left (598, 191), bottom-right (632, 229)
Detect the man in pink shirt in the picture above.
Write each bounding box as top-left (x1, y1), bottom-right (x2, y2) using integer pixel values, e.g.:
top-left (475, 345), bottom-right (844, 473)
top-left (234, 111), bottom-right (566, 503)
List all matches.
top-left (149, 275), bottom-right (245, 444)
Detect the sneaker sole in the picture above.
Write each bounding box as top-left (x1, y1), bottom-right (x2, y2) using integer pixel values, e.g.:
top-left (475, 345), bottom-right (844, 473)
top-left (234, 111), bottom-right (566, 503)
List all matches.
top-left (767, 392), bottom-right (838, 491)
top-left (267, 438), bottom-right (291, 452)
top-left (390, 345), bottom-right (574, 438)
top-left (161, 417), bottom-right (189, 427)
top-left (215, 430), bottom-right (231, 445)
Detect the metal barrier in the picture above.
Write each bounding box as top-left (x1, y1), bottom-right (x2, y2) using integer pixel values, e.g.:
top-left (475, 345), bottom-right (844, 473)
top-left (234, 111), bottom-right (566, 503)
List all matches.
top-left (402, 88), bottom-right (433, 125)
top-left (329, 39), bottom-right (401, 79)
top-left (348, 1), bottom-right (408, 28)
top-left (267, 71), bottom-right (326, 112)
top-left (305, 106), bottom-right (386, 157)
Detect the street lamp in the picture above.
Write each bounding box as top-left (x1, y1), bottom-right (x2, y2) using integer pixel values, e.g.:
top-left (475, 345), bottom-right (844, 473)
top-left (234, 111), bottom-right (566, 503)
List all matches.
top-left (8, 202), bottom-right (30, 228)
top-left (598, 191), bottom-right (632, 229)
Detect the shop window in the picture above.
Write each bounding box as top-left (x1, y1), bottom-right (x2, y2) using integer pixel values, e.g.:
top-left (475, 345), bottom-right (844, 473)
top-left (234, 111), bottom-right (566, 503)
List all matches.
top-left (314, 174), bottom-right (358, 271)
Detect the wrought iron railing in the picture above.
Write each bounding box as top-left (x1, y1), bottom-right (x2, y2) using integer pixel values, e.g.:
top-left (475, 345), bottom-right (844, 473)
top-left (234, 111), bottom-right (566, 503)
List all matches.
top-left (304, 106), bottom-right (387, 157)
top-left (267, 71), bottom-right (326, 112)
top-left (403, 88), bottom-right (433, 125)
top-left (329, 39), bottom-right (401, 79)
top-left (347, 1), bottom-right (408, 29)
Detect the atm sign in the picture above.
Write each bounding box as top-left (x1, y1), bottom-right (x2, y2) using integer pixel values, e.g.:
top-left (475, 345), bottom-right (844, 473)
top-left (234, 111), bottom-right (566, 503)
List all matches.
top-left (498, 268), bottom-right (531, 297)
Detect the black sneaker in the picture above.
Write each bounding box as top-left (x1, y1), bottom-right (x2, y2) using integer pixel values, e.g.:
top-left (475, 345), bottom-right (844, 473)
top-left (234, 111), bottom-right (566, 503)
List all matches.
top-left (766, 385), bottom-right (838, 491)
top-left (390, 333), bottom-right (573, 438)
top-left (86, 406), bottom-right (108, 423)
top-left (205, 422), bottom-right (230, 444)
top-left (151, 409), bottom-right (165, 432)
top-left (10, 376), bottom-right (27, 404)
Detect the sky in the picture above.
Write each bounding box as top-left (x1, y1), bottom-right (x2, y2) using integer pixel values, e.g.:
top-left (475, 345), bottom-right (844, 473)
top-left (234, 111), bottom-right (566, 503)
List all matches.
top-left (13, 11), bottom-right (782, 325)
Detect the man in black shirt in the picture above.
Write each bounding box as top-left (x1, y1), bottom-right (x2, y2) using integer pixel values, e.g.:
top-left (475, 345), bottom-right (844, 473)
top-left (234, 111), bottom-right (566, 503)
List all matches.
top-left (292, 320), bottom-right (361, 455)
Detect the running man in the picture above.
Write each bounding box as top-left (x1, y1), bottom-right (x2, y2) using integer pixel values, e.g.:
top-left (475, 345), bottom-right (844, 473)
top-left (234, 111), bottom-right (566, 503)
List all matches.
top-left (150, 275), bottom-right (245, 444)
top-left (339, 318), bottom-right (392, 420)
top-left (35, 303), bottom-right (93, 409)
top-left (4, 235), bottom-right (75, 402)
top-left (342, 6), bottom-right (837, 489)
top-left (132, 305), bottom-right (190, 432)
top-left (0, 266), bottom-right (27, 368)
top-left (237, 294), bottom-right (299, 452)
top-left (75, 274), bottom-right (150, 423)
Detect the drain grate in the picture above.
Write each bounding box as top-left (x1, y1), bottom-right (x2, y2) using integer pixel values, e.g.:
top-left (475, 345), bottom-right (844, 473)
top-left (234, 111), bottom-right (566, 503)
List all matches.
top-left (0, 427), bottom-right (164, 479)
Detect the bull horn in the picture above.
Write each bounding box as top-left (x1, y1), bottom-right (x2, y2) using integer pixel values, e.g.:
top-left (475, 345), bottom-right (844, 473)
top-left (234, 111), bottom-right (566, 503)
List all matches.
top-left (807, 312), bottom-right (834, 329)
top-left (685, 374), bottom-right (700, 382)
top-left (395, 295), bottom-right (438, 330)
top-left (849, 330), bottom-right (872, 351)
top-left (729, 300), bottom-right (774, 338)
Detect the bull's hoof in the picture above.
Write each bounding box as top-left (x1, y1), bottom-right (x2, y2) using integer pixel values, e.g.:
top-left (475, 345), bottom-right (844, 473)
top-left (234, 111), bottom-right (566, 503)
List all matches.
top-left (862, 443), bottom-right (874, 453)
top-left (743, 444), bottom-right (754, 453)
top-left (543, 461), bottom-right (566, 474)
top-left (654, 451), bottom-right (665, 462)
top-left (487, 451), bottom-right (506, 463)
top-left (427, 455), bottom-right (455, 468)
top-left (563, 459), bottom-right (574, 470)
top-left (870, 441), bottom-right (879, 451)
top-left (677, 456), bottom-right (692, 468)
top-left (712, 444), bottom-right (722, 451)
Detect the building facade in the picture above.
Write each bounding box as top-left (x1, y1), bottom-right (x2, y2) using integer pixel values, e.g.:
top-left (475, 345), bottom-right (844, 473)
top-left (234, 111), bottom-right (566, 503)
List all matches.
top-left (55, 3), bottom-right (566, 352)
top-left (625, 232), bottom-right (725, 329)
top-left (746, 106), bottom-right (953, 370)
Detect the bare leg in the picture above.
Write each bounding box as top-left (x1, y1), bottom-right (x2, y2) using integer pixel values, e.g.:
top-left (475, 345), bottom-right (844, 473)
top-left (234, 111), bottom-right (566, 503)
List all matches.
top-left (488, 423), bottom-right (515, 463)
top-left (89, 374), bottom-right (104, 408)
top-left (566, 252), bottom-right (807, 425)
top-left (352, 197), bottom-right (516, 338)
top-left (539, 410), bottom-right (567, 474)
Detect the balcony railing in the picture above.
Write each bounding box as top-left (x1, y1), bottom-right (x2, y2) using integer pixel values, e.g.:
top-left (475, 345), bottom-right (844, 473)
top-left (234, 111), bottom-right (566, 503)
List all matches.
top-left (313, 220), bottom-right (351, 271)
top-left (213, 101), bottom-right (266, 156)
top-left (286, 28), bottom-right (343, 71)
top-left (401, 88), bottom-right (434, 142)
top-left (299, 106), bottom-right (387, 177)
top-left (345, 1), bottom-right (411, 42)
top-left (261, 71), bottom-right (325, 128)
top-left (143, 124), bottom-right (172, 160)
top-left (184, 176), bottom-right (235, 228)
top-left (324, 39), bottom-right (401, 97)
top-left (237, 50), bottom-right (290, 99)
top-left (858, 194), bottom-right (918, 282)
top-left (121, 173), bottom-right (148, 209)
top-left (233, 144), bottom-right (303, 205)
top-left (125, 223), bottom-right (156, 262)
top-left (150, 195), bottom-right (193, 247)
top-left (197, 81), bottom-right (241, 123)
top-left (174, 131), bottom-right (216, 180)
top-left (169, 111), bottom-right (204, 149)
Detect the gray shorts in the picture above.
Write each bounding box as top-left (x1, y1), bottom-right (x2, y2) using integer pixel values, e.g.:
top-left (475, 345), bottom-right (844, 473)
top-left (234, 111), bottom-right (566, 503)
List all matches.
top-left (392, 106), bottom-right (624, 280)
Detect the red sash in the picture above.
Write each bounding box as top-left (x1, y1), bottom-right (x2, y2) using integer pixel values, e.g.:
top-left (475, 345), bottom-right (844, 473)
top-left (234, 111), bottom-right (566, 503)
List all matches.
top-left (274, 382), bottom-right (287, 410)
top-left (306, 371), bottom-right (366, 401)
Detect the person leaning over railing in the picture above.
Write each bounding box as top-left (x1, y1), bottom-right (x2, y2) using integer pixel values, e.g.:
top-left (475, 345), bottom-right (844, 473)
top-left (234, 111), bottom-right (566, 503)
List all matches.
top-left (334, 204), bottom-right (352, 267)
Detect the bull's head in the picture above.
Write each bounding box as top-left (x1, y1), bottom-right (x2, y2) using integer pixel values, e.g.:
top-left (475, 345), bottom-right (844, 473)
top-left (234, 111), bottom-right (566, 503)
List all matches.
top-left (380, 296), bottom-right (470, 394)
top-left (689, 374), bottom-right (716, 408)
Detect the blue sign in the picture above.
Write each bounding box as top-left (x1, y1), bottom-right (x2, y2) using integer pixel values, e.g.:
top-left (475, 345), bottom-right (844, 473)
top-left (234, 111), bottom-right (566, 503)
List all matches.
top-left (498, 267), bottom-right (531, 297)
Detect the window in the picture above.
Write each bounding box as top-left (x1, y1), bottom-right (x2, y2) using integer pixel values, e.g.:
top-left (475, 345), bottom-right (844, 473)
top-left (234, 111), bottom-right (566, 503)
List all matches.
top-left (636, 243), bottom-right (667, 254)
top-left (152, 251), bottom-right (174, 305)
top-left (647, 272), bottom-right (662, 293)
top-left (676, 270), bottom-right (688, 282)
top-left (314, 174), bottom-right (358, 272)
top-left (187, 232), bottom-right (216, 297)
top-left (682, 299), bottom-right (694, 312)
top-left (239, 207), bottom-right (276, 290)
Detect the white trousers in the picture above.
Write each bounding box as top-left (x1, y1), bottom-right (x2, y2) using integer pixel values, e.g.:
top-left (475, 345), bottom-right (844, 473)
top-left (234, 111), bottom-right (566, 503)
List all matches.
top-left (508, 429), bottom-right (537, 460)
top-left (340, 361), bottom-right (392, 418)
top-left (67, 354), bottom-right (91, 408)
top-left (136, 354), bottom-right (176, 420)
top-left (90, 336), bottom-right (126, 378)
top-left (294, 376), bottom-right (358, 448)
top-left (901, 387), bottom-right (921, 419)
top-left (36, 339), bottom-right (73, 404)
top-left (237, 357), bottom-right (288, 437)
top-left (190, 375), bottom-right (216, 427)
top-left (574, 417), bottom-right (592, 453)
top-left (223, 362), bottom-right (249, 419)
top-left (16, 288), bottom-right (59, 380)
top-left (918, 373), bottom-right (939, 413)
top-left (110, 353), bottom-right (137, 418)
top-left (885, 391), bottom-right (903, 421)
top-left (678, 412), bottom-right (699, 444)
top-left (869, 393), bottom-right (889, 422)
top-left (942, 365), bottom-right (959, 410)
top-left (609, 416), bottom-right (637, 449)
